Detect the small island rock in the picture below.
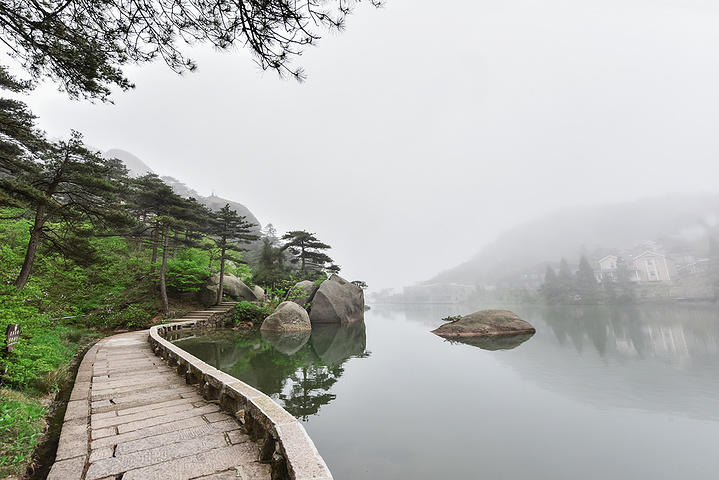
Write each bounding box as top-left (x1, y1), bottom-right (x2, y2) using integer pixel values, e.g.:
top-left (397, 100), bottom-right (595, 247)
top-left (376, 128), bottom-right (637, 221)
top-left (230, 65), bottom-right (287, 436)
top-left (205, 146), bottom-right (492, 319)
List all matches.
top-left (261, 301), bottom-right (312, 331)
top-left (431, 309), bottom-right (536, 337)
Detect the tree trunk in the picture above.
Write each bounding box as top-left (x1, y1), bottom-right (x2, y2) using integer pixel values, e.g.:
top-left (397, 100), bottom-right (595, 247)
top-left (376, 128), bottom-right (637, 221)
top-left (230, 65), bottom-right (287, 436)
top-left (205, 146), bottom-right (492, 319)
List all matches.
top-left (14, 206), bottom-right (46, 290)
top-left (149, 226), bottom-right (158, 274)
top-left (159, 229), bottom-right (169, 314)
top-left (216, 249), bottom-right (225, 305)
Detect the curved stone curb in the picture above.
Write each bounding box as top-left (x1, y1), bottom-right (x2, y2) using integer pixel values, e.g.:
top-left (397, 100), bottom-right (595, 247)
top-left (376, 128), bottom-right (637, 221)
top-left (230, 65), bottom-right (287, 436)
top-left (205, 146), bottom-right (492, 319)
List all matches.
top-left (149, 316), bottom-right (333, 480)
top-left (47, 338), bottom-right (106, 479)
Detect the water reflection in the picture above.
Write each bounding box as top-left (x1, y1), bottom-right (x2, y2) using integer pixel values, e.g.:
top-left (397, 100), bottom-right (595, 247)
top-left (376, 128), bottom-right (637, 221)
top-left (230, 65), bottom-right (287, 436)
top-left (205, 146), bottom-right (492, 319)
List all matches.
top-left (511, 304), bottom-right (719, 362)
top-left (444, 332), bottom-right (534, 351)
top-left (173, 321), bottom-right (369, 420)
top-left (484, 304), bottom-right (719, 421)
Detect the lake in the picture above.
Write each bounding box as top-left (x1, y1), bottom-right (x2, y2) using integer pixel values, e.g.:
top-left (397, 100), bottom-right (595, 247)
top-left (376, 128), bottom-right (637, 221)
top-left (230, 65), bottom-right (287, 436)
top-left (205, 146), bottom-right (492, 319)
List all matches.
top-left (173, 303), bottom-right (719, 479)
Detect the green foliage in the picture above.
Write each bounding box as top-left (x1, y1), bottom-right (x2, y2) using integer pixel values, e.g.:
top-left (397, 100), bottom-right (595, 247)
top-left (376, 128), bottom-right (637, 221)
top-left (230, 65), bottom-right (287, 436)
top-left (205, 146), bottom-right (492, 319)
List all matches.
top-left (231, 301), bottom-right (275, 325)
top-left (252, 237), bottom-right (291, 290)
top-left (0, 0), bottom-right (382, 101)
top-left (0, 283), bottom-right (99, 392)
top-left (441, 315), bottom-right (462, 322)
top-left (164, 259), bottom-right (208, 294)
top-left (280, 230), bottom-right (338, 276)
top-left (0, 388), bottom-right (46, 477)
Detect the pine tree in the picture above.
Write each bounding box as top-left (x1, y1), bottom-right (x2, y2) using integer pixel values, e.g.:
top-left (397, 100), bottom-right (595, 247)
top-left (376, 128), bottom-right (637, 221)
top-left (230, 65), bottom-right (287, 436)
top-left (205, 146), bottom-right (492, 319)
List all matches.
top-left (540, 265), bottom-right (560, 304)
top-left (2, 131), bottom-right (132, 290)
top-left (209, 204), bottom-right (258, 305)
top-left (0, 0), bottom-right (383, 100)
top-left (128, 174), bottom-right (210, 312)
top-left (556, 258), bottom-right (575, 301)
top-left (576, 255), bottom-right (599, 302)
top-left (615, 256), bottom-right (635, 304)
top-left (280, 230), bottom-right (339, 278)
top-left (253, 237), bottom-right (290, 291)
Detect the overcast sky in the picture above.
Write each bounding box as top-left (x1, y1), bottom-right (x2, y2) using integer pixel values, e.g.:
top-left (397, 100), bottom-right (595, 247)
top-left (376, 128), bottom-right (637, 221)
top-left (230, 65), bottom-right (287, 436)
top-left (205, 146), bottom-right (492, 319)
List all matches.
top-left (17, 0), bottom-right (719, 292)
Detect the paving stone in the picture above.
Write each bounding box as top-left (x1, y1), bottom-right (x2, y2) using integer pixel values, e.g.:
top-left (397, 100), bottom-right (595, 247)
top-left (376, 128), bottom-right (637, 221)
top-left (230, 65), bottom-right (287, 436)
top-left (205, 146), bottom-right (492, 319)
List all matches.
top-left (91, 426), bottom-right (117, 440)
top-left (85, 431), bottom-right (233, 479)
top-left (93, 401), bottom-right (211, 429)
top-left (91, 416), bottom-right (209, 449)
top-left (47, 456), bottom-right (86, 480)
top-left (54, 418), bottom-right (88, 461)
top-left (64, 399), bottom-right (89, 421)
top-left (89, 446), bottom-right (114, 462)
top-left (227, 429), bottom-right (251, 445)
top-left (115, 403), bottom-right (221, 434)
top-left (120, 443), bottom-right (261, 480)
top-left (115, 419), bottom-right (242, 455)
top-left (204, 411), bottom-right (233, 423)
top-left (70, 381), bottom-right (92, 401)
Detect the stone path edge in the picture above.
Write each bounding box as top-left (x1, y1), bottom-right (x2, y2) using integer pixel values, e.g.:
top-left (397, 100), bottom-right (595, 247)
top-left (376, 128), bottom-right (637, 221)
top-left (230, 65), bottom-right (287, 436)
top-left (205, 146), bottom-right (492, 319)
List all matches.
top-left (149, 320), bottom-right (333, 480)
top-left (48, 337), bottom-right (107, 479)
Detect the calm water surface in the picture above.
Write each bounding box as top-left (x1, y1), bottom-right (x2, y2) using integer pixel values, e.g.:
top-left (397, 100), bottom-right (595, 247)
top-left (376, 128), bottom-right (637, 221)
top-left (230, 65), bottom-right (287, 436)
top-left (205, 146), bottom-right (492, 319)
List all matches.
top-left (174, 303), bottom-right (719, 479)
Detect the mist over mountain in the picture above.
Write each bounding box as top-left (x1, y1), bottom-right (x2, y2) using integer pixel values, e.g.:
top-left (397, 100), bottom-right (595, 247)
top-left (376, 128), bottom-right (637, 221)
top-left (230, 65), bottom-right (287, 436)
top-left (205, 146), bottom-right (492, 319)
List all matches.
top-left (103, 149), bottom-right (153, 177)
top-left (429, 193), bottom-right (719, 286)
top-left (103, 149), bottom-right (261, 230)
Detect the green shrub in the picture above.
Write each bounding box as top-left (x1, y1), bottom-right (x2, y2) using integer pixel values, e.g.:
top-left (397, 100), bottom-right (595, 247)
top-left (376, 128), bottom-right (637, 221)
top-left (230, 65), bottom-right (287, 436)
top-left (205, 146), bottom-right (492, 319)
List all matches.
top-left (232, 301), bottom-right (275, 325)
top-left (0, 389), bottom-right (46, 478)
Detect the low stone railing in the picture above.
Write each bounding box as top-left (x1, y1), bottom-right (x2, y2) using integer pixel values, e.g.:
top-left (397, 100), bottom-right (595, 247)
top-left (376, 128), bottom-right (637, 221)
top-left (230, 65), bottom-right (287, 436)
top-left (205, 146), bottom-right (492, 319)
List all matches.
top-left (148, 319), bottom-right (333, 480)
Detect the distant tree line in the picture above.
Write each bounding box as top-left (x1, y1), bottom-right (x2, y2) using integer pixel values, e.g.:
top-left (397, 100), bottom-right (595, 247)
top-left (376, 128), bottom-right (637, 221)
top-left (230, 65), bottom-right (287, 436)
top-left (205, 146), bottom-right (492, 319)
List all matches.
top-left (540, 256), bottom-right (635, 305)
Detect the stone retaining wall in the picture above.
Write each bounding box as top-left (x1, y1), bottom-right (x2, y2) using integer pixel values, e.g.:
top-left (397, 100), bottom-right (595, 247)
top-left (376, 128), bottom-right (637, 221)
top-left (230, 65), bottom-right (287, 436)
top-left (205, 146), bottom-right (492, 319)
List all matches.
top-left (149, 318), bottom-right (333, 480)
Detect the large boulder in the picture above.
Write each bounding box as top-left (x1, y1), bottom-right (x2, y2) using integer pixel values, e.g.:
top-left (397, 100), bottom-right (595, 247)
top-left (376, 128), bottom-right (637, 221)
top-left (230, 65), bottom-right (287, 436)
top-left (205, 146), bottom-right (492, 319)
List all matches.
top-left (308, 275), bottom-right (365, 324)
top-left (220, 273), bottom-right (257, 301)
top-left (198, 273), bottom-right (261, 307)
top-left (199, 282), bottom-right (219, 308)
top-left (261, 301), bottom-right (312, 332)
top-left (431, 309), bottom-right (536, 338)
top-left (252, 285), bottom-right (266, 302)
top-left (285, 280), bottom-right (319, 310)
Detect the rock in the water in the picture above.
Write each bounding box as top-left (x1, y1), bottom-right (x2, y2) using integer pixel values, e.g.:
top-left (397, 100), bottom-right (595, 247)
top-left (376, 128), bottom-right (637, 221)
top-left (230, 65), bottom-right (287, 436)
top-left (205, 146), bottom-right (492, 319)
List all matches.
top-left (431, 309), bottom-right (536, 337)
top-left (261, 301), bottom-right (312, 331)
top-left (285, 280), bottom-right (319, 310)
top-left (308, 275), bottom-right (365, 324)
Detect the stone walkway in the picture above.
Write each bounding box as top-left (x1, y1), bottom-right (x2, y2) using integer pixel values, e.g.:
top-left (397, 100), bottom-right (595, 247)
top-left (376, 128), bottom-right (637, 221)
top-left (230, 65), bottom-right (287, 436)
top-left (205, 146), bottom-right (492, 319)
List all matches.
top-left (48, 308), bottom-right (270, 480)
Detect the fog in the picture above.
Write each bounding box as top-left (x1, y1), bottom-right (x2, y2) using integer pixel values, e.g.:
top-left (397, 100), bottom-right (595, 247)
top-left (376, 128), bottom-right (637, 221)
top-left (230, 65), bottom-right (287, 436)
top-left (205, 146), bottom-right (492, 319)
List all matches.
top-left (17, 0), bottom-right (719, 291)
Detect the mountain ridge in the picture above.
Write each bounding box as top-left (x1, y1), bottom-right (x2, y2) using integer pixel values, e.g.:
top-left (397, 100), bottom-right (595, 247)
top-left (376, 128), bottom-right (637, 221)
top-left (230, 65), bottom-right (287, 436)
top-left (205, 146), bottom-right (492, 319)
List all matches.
top-left (429, 192), bottom-right (719, 286)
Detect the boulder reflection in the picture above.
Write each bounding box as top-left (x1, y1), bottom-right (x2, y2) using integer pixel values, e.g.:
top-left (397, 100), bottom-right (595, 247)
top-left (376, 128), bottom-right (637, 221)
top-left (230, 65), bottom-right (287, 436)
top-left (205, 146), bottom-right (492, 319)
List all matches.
top-left (445, 332), bottom-right (534, 351)
top-left (173, 321), bottom-right (368, 420)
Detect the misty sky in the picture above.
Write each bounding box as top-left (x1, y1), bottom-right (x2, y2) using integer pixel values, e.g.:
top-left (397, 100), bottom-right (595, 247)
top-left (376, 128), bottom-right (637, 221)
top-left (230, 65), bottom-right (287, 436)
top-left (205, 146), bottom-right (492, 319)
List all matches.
top-left (15, 0), bottom-right (719, 292)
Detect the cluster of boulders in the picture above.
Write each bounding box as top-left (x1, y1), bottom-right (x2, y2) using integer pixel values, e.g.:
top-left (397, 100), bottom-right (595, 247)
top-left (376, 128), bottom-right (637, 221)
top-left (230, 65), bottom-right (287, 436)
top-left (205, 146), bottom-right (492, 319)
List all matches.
top-left (199, 273), bottom-right (265, 307)
top-left (198, 273), bottom-right (365, 331)
top-left (261, 275), bottom-right (365, 332)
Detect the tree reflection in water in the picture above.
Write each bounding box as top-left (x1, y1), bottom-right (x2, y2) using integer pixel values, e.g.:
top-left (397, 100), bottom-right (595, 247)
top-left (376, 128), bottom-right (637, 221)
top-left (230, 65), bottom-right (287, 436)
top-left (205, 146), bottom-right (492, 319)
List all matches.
top-left (173, 320), bottom-right (368, 419)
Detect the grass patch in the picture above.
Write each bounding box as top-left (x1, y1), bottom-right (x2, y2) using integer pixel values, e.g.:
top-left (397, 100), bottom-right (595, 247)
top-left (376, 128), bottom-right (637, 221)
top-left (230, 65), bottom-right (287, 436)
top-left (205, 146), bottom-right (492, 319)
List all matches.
top-left (0, 388), bottom-right (46, 478)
